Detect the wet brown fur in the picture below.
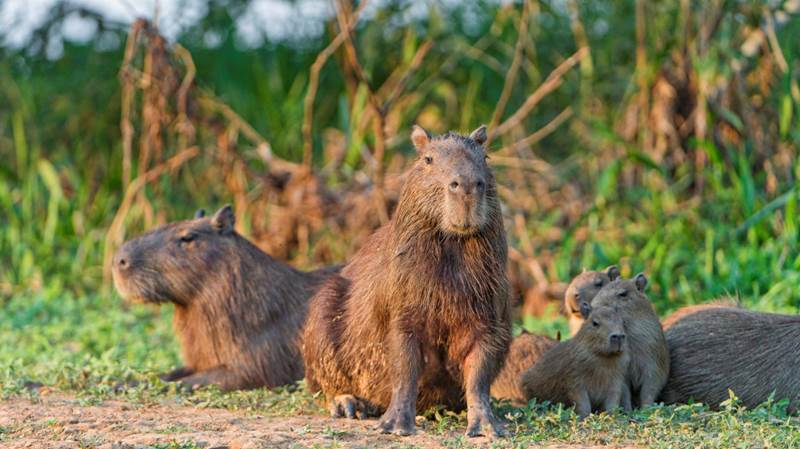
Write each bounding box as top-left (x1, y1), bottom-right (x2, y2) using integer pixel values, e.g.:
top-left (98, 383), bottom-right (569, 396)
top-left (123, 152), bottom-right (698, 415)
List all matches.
top-left (564, 266), bottom-right (620, 336)
top-left (520, 305), bottom-right (630, 417)
top-left (490, 331), bottom-right (558, 405)
top-left (590, 275), bottom-right (669, 407)
top-left (660, 299), bottom-right (738, 330)
top-left (112, 206), bottom-right (337, 391)
top-left (302, 126), bottom-right (511, 437)
top-left (661, 307), bottom-right (800, 410)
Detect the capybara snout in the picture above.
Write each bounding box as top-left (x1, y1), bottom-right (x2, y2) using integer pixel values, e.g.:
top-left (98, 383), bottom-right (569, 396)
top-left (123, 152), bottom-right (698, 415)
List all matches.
top-left (609, 333), bottom-right (625, 353)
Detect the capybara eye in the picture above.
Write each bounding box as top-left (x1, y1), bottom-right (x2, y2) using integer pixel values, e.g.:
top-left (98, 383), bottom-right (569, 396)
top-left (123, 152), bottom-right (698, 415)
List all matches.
top-left (424, 156), bottom-right (433, 164)
top-left (180, 232), bottom-right (197, 243)
top-left (593, 277), bottom-right (603, 287)
top-left (592, 320), bottom-right (599, 327)
top-left (618, 289), bottom-right (628, 297)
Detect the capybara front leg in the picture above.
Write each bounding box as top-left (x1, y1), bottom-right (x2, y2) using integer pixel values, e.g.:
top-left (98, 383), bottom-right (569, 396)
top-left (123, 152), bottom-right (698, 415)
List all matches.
top-left (638, 377), bottom-right (661, 407)
top-left (570, 389), bottom-right (591, 418)
top-left (377, 329), bottom-right (420, 436)
top-left (463, 340), bottom-right (508, 438)
top-left (602, 385), bottom-right (623, 414)
top-left (160, 366), bottom-right (194, 382)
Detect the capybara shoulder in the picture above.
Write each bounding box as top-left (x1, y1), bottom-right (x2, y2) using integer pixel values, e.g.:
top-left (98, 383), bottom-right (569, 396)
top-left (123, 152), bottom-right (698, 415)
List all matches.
top-left (491, 331), bottom-right (558, 405)
top-left (302, 125), bottom-right (511, 438)
top-left (113, 205), bottom-right (338, 391)
top-left (520, 305), bottom-right (630, 417)
top-left (661, 307), bottom-right (800, 410)
top-left (590, 274), bottom-right (669, 407)
top-left (564, 266), bottom-right (620, 336)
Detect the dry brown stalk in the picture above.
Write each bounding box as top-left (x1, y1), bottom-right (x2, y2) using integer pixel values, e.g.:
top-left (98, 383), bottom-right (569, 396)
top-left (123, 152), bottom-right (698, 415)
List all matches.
top-left (496, 106), bottom-right (573, 156)
top-left (495, 47), bottom-right (588, 136)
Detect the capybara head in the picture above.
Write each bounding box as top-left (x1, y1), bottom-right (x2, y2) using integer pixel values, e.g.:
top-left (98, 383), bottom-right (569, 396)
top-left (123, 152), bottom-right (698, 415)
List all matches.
top-left (564, 266), bottom-right (621, 319)
top-left (406, 125), bottom-right (493, 236)
top-left (580, 305), bottom-right (627, 356)
top-left (112, 205), bottom-right (238, 305)
top-left (590, 273), bottom-right (648, 312)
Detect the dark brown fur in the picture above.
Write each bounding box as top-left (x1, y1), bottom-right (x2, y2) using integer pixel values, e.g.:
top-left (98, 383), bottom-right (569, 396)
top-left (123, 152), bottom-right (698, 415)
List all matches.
top-left (520, 305), bottom-right (630, 417)
top-left (302, 125), bottom-right (511, 438)
top-left (490, 331), bottom-right (558, 405)
top-left (660, 299), bottom-right (738, 330)
top-left (564, 266), bottom-right (620, 336)
top-left (590, 274), bottom-right (669, 407)
top-left (112, 206), bottom-right (337, 391)
top-left (661, 307), bottom-right (800, 410)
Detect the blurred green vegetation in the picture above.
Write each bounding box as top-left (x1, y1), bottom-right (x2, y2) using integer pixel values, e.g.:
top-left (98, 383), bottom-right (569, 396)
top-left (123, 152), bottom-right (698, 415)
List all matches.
top-left (1, 0), bottom-right (800, 432)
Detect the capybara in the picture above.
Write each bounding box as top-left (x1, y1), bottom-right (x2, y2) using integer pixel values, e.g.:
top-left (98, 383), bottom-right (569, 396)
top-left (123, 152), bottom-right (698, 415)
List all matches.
top-left (520, 305), bottom-right (630, 417)
top-left (590, 274), bottom-right (669, 408)
top-left (491, 331), bottom-right (558, 405)
top-left (661, 307), bottom-right (800, 410)
top-left (112, 205), bottom-right (337, 391)
top-left (564, 266), bottom-right (621, 336)
top-left (660, 299), bottom-right (738, 330)
top-left (302, 125), bottom-right (511, 437)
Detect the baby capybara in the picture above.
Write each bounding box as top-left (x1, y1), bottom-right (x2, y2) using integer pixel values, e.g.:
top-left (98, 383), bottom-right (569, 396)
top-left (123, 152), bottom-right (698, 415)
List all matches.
top-left (564, 266), bottom-right (620, 336)
top-left (590, 274), bottom-right (669, 408)
top-left (112, 205), bottom-right (337, 391)
top-left (661, 307), bottom-right (800, 410)
top-left (520, 305), bottom-right (630, 417)
top-left (490, 331), bottom-right (558, 405)
top-left (302, 125), bottom-right (511, 437)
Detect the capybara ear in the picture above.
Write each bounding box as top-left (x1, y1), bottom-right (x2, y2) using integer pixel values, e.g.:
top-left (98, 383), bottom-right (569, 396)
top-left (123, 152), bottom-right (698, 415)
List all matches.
top-left (469, 125), bottom-right (488, 146)
top-left (194, 208), bottom-right (206, 219)
top-left (634, 273), bottom-right (648, 291)
top-left (411, 125), bottom-right (431, 152)
top-left (211, 205), bottom-right (235, 233)
top-left (606, 265), bottom-right (621, 280)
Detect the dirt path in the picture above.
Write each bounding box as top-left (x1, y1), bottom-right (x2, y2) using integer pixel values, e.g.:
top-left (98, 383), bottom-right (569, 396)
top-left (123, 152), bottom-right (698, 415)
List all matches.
top-left (0, 395), bottom-right (635, 449)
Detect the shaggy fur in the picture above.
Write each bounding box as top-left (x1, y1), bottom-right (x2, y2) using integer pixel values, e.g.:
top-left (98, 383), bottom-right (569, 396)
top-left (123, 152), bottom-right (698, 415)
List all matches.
top-left (112, 205), bottom-right (337, 391)
top-left (661, 307), bottom-right (800, 410)
top-left (302, 125), bottom-right (511, 438)
top-left (520, 305), bottom-right (630, 417)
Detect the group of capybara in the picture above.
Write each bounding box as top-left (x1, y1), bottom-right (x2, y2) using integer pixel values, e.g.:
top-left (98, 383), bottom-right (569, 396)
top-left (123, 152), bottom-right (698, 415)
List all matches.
top-left (112, 125), bottom-right (800, 438)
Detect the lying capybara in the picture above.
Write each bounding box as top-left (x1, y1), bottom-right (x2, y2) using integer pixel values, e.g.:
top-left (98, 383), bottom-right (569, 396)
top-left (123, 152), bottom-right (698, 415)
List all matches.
top-left (661, 307), bottom-right (800, 410)
top-left (112, 205), bottom-right (337, 391)
top-left (490, 331), bottom-right (558, 405)
top-left (590, 274), bottom-right (669, 407)
top-left (520, 305), bottom-right (630, 417)
top-left (660, 299), bottom-right (738, 330)
top-left (564, 266), bottom-right (621, 336)
top-left (302, 125), bottom-right (511, 437)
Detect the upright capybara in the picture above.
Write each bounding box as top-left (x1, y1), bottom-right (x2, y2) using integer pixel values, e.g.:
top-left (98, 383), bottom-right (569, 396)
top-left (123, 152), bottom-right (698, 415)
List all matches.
top-left (564, 266), bottom-right (621, 336)
top-left (112, 205), bottom-right (337, 391)
top-left (302, 125), bottom-right (511, 437)
top-left (660, 300), bottom-right (737, 330)
top-left (661, 307), bottom-right (800, 410)
top-left (590, 274), bottom-right (669, 407)
top-left (520, 305), bottom-right (630, 417)
top-left (491, 331), bottom-right (558, 405)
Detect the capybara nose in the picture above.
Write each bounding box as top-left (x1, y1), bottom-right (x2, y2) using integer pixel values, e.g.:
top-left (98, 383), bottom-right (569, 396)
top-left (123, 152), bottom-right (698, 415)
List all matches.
top-left (449, 177), bottom-right (484, 196)
top-left (609, 334), bottom-right (625, 346)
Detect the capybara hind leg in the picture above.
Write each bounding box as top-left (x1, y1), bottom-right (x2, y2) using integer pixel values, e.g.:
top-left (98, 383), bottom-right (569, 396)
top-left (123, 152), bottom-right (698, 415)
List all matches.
top-left (178, 366), bottom-right (236, 391)
top-left (377, 330), bottom-right (420, 436)
top-left (330, 395), bottom-right (368, 419)
top-left (160, 366), bottom-right (194, 382)
top-left (463, 340), bottom-right (508, 438)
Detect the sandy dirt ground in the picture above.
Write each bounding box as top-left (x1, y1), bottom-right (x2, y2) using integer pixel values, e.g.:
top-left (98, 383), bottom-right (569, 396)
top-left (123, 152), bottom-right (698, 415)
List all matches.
top-left (0, 395), bottom-right (637, 448)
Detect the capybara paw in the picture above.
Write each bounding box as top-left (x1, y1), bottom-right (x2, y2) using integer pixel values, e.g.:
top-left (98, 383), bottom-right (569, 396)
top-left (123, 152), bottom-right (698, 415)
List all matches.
top-left (330, 394), bottom-right (366, 419)
top-left (465, 410), bottom-right (507, 438)
top-left (377, 408), bottom-right (415, 436)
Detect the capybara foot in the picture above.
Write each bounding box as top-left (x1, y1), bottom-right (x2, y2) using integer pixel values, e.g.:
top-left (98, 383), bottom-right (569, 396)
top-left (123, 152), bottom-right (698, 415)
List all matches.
top-left (330, 395), bottom-right (366, 419)
top-left (377, 407), bottom-right (415, 436)
top-left (160, 366), bottom-right (194, 382)
top-left (465, 407), bottom-right (507, 438)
